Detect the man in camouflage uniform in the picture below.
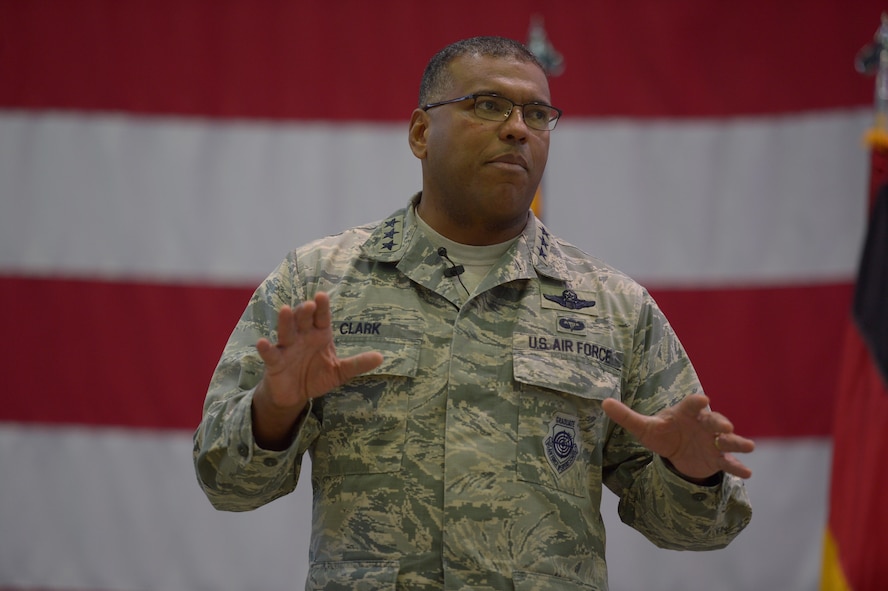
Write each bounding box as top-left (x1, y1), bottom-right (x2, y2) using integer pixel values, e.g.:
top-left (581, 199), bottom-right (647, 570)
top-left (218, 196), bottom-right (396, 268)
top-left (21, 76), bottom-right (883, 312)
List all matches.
top-left (193, 36), bottom-right (754, 590)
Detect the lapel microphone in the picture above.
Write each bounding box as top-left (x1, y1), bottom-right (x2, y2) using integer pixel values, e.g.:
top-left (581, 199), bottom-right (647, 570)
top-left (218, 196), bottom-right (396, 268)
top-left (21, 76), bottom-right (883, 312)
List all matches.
top-left (437, 247), bottom-right (466, 277)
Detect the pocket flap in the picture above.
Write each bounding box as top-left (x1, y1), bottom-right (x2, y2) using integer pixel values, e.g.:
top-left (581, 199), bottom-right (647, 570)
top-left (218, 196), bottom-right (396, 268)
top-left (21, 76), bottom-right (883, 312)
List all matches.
top-left (307, 560), bottom-right (399, 590)
top-left (335, 334), bottom-right (422, 378)
top-left (513, 570), bottom-right (601, 591)
top-left (513, 346), bottom-right (620, 400)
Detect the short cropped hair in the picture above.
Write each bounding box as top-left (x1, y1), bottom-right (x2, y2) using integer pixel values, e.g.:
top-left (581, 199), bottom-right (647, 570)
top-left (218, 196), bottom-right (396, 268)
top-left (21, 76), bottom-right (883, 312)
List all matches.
top-left (418, 36), bottom-right (544, 107)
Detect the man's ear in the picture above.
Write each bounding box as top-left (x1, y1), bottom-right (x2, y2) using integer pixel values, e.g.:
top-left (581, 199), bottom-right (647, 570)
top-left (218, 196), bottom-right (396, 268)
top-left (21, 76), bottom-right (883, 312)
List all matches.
top-left (408, 108), bottom-right (429, 159)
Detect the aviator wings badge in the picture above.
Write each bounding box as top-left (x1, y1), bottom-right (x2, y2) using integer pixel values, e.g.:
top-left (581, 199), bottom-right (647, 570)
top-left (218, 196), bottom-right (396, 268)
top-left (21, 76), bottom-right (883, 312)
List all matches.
top-left (544, 289), bottom-right (595, 310)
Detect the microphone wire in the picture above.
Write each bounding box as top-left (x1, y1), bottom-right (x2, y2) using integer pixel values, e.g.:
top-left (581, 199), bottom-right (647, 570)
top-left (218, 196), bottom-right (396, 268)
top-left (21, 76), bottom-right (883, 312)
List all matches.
top-left (437, 247), bottom-right (470, 295)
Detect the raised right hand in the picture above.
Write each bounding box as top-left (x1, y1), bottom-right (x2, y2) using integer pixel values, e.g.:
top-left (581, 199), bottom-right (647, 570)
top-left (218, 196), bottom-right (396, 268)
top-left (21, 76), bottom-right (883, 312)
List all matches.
top-left (251, 291), bottom-right (383, 449)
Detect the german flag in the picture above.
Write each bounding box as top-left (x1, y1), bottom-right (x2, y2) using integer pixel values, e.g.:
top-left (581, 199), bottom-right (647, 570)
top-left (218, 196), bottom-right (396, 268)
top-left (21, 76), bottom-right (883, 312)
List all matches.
top-left (820, 136), bottom-right (888, 590)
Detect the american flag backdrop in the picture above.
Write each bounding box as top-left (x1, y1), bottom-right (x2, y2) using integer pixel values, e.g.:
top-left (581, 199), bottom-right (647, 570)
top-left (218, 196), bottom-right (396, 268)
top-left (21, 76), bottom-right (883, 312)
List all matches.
top-left (0, 2), bottom-right (881, 590)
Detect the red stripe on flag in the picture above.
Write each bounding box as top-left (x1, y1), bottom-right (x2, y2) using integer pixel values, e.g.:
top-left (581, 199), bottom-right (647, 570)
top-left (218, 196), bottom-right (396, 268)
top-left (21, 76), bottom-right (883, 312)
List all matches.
top-left (651, 281), bottom-right (853, 438)
top-left (1, 275), bottom-right (851, 436)
top-left (0, 1), bottom-right (879, 120)
top-left (0, 275), bottom-right (252, 431)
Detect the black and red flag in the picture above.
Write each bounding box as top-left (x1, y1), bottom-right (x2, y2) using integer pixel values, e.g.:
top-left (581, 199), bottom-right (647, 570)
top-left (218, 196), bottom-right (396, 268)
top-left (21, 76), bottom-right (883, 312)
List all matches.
top-left (820, 134), bottom-right (888, 591)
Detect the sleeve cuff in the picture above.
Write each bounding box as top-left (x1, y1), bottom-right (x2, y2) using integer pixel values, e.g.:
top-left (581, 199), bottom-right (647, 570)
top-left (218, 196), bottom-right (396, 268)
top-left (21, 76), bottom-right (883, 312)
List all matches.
top-left (227, 391), bottom-right (314, 469)
top-left (657, 455), bottom-right (724, 489)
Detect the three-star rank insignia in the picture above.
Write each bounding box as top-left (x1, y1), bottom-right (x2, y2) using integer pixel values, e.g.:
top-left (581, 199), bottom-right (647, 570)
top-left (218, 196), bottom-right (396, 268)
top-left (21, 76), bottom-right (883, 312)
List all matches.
top-left (380, 216), bottom-right (401, 251)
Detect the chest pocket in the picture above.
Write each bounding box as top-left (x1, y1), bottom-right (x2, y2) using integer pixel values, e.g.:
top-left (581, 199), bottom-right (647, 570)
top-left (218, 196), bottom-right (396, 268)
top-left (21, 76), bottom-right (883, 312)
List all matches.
top-left (311, 330), bottom-right (422, 476)
top-left (513, 343), bottom-right (621, 498)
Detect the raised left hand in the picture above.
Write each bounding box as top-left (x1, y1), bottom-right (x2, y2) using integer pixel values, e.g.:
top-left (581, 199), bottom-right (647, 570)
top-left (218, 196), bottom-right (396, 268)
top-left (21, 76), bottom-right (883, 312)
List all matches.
top-left (602, 394), bottom-right (755, 480)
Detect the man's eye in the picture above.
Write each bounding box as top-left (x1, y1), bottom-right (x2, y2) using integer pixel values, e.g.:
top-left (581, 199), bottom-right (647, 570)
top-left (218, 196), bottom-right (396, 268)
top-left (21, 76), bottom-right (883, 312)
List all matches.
top-left (525, 107), bottom-right (549, 121)
top-left (476, 99), bottom-right (502, 113)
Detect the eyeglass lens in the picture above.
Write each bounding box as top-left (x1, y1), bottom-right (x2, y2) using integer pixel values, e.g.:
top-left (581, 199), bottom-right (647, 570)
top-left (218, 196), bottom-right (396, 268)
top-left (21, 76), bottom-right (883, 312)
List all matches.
top-left (474, 95), bottom-right (558, 130)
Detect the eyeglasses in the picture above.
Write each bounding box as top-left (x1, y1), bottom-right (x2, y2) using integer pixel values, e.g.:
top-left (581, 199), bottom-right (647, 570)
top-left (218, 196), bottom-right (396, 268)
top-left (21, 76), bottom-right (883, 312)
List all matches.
top-left (422, 93), bottom-right (563, 131)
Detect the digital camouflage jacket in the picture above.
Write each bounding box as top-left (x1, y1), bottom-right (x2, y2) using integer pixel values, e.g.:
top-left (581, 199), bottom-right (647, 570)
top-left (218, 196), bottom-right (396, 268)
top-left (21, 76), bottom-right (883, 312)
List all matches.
top-left (194, 195), bottom-right (752, 591)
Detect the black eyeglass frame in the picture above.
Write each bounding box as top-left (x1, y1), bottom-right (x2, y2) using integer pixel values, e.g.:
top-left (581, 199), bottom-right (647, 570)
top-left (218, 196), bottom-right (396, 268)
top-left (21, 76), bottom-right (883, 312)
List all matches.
top-left (422, 93), bottom-right (563, 131)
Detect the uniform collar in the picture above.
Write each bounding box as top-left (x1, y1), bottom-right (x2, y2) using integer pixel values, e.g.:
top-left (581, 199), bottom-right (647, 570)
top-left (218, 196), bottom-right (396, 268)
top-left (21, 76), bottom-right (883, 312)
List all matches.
top-left (360, 193), bottom-right (572, 283)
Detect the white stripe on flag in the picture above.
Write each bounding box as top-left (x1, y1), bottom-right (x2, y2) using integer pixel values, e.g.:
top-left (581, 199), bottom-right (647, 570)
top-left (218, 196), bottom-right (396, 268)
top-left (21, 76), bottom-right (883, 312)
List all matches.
top-left (0, 112), bottom-right (417, 283)
top-left (0, 425), bottom-right (827, 591)
top-left (0, 109), bottom-right (869, 285)
top-left (549, 109), bottom-right (871, 285)
top-left (0, 424), bottom-right (311, 591)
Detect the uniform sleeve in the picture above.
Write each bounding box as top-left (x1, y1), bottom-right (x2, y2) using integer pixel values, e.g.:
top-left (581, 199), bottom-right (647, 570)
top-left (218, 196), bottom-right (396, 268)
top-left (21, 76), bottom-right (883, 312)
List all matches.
top-left (601, 291), bottom-right (752, 550)
top-left (192, 254), bottom-right (321, 512)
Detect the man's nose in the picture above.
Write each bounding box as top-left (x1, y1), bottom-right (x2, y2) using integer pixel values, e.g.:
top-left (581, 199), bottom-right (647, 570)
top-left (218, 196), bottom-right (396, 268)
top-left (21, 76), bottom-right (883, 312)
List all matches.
top-left (499, 107), bottom-right (529, 141)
